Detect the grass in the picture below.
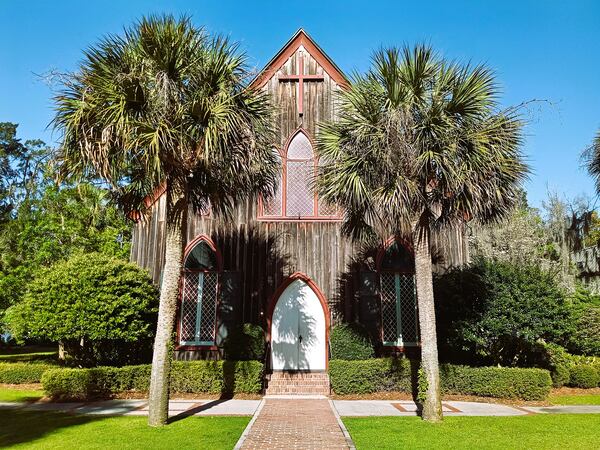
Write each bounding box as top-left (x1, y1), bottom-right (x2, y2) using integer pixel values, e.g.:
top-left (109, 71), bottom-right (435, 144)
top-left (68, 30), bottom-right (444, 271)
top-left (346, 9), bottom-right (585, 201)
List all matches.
top-left (0, 387), bottom-right (44, 402)
top-left (343, 415), bottom-right (600, 450)
top-left (0, 347), bottom-right (58, 364)
top-left (549, 393), bottom-right (600, 405)
top-left (0, 409), bottom-right (249, 449)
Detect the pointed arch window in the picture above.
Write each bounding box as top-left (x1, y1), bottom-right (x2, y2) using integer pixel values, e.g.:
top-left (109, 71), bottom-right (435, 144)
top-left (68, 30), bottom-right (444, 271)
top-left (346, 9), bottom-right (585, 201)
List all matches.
top-left (377, 239), bottom-right (419, 347)
top-left (179, 237), bottom-right (221, 346)
top-left (260, 129), bottom-right (340, 220)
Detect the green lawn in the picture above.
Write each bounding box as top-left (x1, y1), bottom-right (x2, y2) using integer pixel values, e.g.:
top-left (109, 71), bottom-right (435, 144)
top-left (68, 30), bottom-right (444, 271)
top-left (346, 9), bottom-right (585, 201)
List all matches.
top-left (343, 415), bottom-right (600, 450)
top-left (0, 409), bottom-right (249, 449)
top-left (0, 347), bottom-right (58, 364)
top-left (0, 387), bottom-right (44, 402)
top-left (549, 393), bottom-right (600, 405)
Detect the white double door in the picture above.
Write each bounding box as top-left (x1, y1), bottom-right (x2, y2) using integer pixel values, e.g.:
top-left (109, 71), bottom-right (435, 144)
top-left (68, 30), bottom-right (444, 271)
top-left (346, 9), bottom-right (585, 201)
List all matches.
top-left (271, 279), bottom-right (326, 371)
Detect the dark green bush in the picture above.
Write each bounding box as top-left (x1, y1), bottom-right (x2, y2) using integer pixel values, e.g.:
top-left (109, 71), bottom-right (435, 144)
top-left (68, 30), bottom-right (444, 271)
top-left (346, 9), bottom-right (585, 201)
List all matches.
top-left (0, 362), bottom-right (57, 383)
top-left (5, 253), bottom-right (158, 367)
top-left (539, 343), bottom-right (571, 387)
top-left (568, 297), bottom-right (600, 356)
top-left (434, 259), bottom-right (572, 367)
top-left (222, 323), bottom-right (265, 361)
top-left (568, 365), bottom-right (600, 389)
top-left (329, 358), bottom-right (552, 400)
top-left (330, 323), bottom-right (375, 360)
top-left (42, 361), bottom-right (263, 400)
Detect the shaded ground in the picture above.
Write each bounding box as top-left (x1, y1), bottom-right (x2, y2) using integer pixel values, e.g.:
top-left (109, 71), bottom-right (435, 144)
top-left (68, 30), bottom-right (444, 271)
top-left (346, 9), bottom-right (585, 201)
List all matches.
top-left (343, 415), bottom-right (600, 450)
top-left (0, 409), bottom-right (249, 449)
top-left (332, 388), bottom-right (600, 407)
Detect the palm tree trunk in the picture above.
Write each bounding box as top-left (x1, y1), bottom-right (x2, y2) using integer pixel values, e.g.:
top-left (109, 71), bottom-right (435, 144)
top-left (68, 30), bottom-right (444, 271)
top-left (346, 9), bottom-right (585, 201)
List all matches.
top-left (413, 228), bottom-right (443, 422)
top-left (148, 192), bottom-right (185, 427)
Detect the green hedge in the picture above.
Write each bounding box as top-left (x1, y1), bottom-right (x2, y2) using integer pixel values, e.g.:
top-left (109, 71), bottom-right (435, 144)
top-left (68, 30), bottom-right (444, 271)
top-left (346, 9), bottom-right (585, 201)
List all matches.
top-left (329, 359), bottom-right (552, 401)
top-left (329, 323), bottom-right (375, 360)
top-left (0, 362), bottom-right (57, 384)
top-left (440, 365), bottom-right (552, 401)
top-left (42, 361), bottom-right (263, 400)
top-left (568, 365), bottom-right (600, 389)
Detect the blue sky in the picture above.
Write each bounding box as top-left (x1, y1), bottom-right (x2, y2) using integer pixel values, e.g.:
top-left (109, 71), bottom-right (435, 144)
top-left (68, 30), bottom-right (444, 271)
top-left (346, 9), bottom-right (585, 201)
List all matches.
top-left (1, 0), bottom-right (599, 207)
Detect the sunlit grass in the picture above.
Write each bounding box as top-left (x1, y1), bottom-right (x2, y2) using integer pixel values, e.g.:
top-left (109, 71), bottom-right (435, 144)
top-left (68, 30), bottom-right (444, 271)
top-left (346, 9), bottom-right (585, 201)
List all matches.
top-left (344, 415), bottom-right (600, 449)
top-left (0, 409), bottom-right (249, 449)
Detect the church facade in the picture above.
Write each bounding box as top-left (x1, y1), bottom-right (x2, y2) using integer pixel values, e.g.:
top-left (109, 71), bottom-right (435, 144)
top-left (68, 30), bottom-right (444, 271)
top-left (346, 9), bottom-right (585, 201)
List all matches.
top-left (130, 30), bottom-right (468, 374)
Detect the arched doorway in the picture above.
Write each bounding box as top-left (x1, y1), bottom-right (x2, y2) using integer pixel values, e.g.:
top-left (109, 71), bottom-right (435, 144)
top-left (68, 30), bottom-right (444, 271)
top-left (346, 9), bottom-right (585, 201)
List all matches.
top-left (268, 273), bottom-right (329, 371)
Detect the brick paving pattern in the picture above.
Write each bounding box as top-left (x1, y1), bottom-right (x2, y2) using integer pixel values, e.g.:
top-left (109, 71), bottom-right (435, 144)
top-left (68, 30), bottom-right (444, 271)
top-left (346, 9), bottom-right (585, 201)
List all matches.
top-left (240, 399), bottom-right (350, 449)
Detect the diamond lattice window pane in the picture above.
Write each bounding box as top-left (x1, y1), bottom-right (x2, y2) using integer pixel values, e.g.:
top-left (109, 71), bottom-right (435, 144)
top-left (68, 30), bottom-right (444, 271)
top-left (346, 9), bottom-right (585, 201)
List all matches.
top-left (179, 271), bottom-right (218, 344)
top-left (287, 132), bottom-right (313, 159)
top-left (263, 176), bottom-right (283, 216)
top-left (398, 274), bottom-right (418, 343)
top-left (380, 273), bottom-right (398, 343)
top-left (286, 161), bottom-right (315, 217)
top-left (180, 272), bottom-right (200, 342)
top-left (198, 272), bottom-right (218, 342)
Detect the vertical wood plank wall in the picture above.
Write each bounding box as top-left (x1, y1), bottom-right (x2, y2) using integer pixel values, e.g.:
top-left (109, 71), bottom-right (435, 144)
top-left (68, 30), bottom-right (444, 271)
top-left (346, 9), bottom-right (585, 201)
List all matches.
top-left (129, 46), bottom-right (470, 329)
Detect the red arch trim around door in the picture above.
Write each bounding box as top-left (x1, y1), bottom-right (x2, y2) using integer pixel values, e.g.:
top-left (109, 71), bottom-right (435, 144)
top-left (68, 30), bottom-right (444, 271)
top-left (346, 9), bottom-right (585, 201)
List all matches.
top-left (266, 272), bottom-right (331, 370)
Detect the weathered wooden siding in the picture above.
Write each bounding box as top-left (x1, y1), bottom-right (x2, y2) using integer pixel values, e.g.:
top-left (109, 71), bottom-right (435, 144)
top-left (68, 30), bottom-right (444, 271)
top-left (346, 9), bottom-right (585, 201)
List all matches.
top-left (129, 42), bottom-right (470, 343)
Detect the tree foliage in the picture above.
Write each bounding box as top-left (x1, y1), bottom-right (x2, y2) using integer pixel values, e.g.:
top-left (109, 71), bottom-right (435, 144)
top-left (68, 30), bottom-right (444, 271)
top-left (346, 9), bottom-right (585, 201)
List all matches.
top-left (434, 258), bottom-right (572, 366)
top-left (0, 183), bottom-right (131, 320)
top-left (5, 253), bottom-right (158, 366)
top-left (53, 14), bottom-right (278, 220)
top-left (0, 122), bottom-right (50, 223)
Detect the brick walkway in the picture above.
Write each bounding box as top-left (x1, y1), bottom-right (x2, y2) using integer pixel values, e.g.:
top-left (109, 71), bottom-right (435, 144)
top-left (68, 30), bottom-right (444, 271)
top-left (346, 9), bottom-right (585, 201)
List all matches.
top-left (238, 399), bottom-right (352, 449)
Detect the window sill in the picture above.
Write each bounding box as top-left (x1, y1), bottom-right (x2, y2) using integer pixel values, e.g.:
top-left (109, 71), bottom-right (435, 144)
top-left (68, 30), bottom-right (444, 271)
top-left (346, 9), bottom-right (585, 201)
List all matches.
top-left (176, 344), bottom-right (218, 351)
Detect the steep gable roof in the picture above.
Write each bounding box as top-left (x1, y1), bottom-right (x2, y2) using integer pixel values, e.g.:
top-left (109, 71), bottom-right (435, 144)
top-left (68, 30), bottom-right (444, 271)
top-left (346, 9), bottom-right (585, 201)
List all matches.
top-left (249, 29), bottom-right (348, 89)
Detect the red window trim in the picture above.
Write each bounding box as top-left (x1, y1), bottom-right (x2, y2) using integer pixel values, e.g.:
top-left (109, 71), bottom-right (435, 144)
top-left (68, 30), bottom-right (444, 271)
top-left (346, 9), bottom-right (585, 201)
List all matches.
top-left (257, 128), bottom-right (343, 222)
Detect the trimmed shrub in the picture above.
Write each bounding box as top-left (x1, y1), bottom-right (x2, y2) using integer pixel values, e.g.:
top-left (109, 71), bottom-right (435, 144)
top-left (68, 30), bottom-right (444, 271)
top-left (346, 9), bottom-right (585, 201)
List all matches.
top-left (330, 323), bottom-right (375, 360)
top-left (42, 361), bottom-right (263, 400)
top-left (568, 365), bottom-right (600, 389)
top-left (440, 365), bottom-right (552, 401)
top-left (222, 324), bottom-right (265, 361)
top-left (539, 343), bottom-right (571, 387)
top-left (0, 362), bottom-right (56, 384)
top-left (329, 358), bottom-right (552, 400)
top-left (329, 358), bottom-right (413, 394)
top-left (5, 253), bottom-right (158, 367)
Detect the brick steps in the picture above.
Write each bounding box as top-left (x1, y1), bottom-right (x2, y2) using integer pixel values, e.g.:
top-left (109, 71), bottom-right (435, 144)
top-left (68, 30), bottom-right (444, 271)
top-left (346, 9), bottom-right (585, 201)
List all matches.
top-left (264, 372), bottom-right (330, 396)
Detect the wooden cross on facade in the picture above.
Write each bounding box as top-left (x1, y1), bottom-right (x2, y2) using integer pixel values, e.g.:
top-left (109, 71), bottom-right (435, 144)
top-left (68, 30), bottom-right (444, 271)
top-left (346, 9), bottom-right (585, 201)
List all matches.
top-left (278, 50), bottom-right (324, 116)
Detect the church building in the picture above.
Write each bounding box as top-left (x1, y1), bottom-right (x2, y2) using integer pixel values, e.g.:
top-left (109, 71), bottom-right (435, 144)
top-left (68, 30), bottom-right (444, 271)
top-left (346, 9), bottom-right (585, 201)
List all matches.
top-left (130, 30), bottom-right (468, 393)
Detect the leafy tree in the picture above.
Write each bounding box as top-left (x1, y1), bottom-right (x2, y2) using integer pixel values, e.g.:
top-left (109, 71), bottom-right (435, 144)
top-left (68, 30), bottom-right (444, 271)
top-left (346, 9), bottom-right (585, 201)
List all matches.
top-left (5, 253), bottom-right (158, 366)
top-left (470, 191), bottom-right (578, 291)
top-left (434, 259), bottom-right (572, 367)
top-left (53, 16), bottom-right (278, 425)
top-left (0, 122), bottom-right (50, 222)
top-left (0, 183), bottom-right (130, 319)
top-left (316, 46), bottom-right (527, 421)
top-left (567, 288), bottom-right (600, 356)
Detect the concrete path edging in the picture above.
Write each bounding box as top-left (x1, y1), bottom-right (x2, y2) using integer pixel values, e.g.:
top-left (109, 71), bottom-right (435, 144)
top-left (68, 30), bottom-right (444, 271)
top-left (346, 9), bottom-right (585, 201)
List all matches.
top-left (329, 399), bottom-right (356, 450)
top-left (233, 399), bottom-right (265, 450)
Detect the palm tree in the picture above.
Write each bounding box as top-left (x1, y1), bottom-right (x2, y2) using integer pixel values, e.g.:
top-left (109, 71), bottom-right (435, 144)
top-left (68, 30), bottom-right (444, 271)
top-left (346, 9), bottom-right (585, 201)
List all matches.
top-left (586, 130), bottom-right (600, 193)
top-left (53, 15), bottom-right (278, 426)
top-left (316, 45), bottom-right (528, 422)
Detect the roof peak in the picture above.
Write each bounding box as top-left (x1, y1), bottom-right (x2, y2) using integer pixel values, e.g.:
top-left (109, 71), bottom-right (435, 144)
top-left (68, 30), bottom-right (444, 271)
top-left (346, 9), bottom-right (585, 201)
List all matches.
top-left (249, 29), bottom-right (347, 89)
